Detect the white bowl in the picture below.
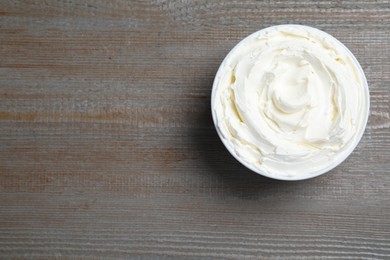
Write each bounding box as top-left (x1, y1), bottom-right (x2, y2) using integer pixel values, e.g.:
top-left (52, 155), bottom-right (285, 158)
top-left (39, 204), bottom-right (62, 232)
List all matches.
top-left (211, 24), bottom-right (370, 181)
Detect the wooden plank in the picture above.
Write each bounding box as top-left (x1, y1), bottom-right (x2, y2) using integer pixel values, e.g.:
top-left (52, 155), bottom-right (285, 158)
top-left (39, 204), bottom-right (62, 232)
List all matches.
top-left (0, 0), bottom-right (389, 258)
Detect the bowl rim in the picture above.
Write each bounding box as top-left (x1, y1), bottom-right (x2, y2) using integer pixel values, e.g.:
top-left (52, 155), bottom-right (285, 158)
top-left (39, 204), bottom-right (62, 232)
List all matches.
top-left (210, 24), bottom-right (370, 181)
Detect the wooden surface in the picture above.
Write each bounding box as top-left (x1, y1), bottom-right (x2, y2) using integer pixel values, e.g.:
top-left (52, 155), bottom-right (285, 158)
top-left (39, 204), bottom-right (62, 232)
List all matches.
top-left (1, 0), bottom-right (389, 259)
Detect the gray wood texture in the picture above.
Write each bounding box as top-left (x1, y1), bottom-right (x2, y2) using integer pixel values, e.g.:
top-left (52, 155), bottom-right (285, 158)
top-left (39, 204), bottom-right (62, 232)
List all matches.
top-left (1, 0), bottom-right (389, 259)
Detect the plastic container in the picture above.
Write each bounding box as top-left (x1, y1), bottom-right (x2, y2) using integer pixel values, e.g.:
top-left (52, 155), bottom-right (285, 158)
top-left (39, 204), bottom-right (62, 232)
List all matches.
top-left (211, 24), bottom-right (370, 181)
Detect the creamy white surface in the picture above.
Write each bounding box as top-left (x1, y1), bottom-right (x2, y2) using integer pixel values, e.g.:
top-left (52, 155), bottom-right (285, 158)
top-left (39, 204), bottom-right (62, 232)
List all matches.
top-left (212, 25), bottom-right (369, 178)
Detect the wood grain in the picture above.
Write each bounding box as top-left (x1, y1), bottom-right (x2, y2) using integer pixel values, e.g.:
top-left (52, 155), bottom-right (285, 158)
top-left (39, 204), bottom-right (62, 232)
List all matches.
top-left (0, 0), bottom-right (389, 259)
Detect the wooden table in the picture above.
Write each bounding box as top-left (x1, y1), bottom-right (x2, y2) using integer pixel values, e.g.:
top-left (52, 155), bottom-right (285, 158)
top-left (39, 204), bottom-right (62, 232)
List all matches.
top-left (1, 1), bottom-right (389, 258)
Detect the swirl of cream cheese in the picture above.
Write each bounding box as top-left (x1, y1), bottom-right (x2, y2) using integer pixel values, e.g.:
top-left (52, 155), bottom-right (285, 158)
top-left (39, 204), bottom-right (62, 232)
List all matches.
top-left (212, 25), bottom-right (369, 179)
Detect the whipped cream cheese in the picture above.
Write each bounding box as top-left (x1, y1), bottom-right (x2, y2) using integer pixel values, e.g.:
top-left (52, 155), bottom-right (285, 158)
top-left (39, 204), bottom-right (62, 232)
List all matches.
top-left (212, 25), bottom-right (369, 179)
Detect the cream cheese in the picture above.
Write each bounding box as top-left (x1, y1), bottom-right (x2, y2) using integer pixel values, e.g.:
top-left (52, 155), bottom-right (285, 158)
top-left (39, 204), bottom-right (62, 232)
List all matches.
top-left (212, 25), bottom-right (369, 179)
